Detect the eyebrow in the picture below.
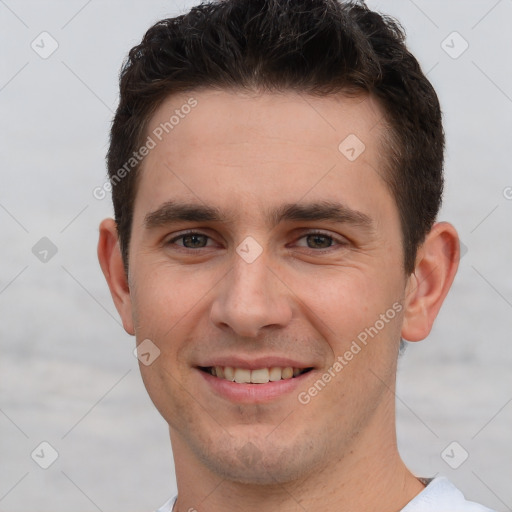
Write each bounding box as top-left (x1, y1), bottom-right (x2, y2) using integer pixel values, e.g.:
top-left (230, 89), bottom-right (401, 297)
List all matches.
top-left (144, 200), bottom-right (374, 231)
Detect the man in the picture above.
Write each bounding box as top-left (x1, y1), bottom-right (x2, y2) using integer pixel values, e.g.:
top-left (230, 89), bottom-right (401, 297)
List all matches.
top-left (97, 1), bottom-right (494, 510)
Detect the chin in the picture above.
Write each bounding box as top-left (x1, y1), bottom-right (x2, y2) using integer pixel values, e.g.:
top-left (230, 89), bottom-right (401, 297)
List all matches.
top-left (195, 435), bottom-right (321, 485)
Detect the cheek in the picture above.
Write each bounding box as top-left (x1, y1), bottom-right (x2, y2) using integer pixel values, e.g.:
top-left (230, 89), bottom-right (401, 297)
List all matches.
top-left (130, 269), bottom-right (203, 420)
top-left (130, 262), bottom-right (209, 335)
top-left (290, 266), bottom-right (376, 339)
top-left (293, 265), bottom-right (404, 370)
top-left (130, 265), bottom-right (218, 393)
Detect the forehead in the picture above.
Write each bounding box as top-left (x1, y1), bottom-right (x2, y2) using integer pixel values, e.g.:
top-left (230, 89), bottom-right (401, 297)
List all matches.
top-left (146, 88), bottom-right (385, 156)
top-left (134, 89), bottom-right (392, 222)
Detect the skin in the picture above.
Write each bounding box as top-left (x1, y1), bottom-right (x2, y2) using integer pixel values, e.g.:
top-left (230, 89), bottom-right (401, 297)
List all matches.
top-left (98, 89), bottom-right (459, 512)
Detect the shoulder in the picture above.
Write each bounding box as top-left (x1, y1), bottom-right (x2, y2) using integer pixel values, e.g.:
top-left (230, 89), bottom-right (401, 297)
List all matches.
top-left (154, 497), bottom-right (176, 512)
top-left (154, 480), bottom-right (494, 512)
top-left (400, 477), bottom-right (496, 512)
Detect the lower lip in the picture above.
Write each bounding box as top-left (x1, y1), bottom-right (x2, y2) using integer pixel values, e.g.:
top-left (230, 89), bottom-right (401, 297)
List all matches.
top-left (197, 369), bottom-right (313, 403)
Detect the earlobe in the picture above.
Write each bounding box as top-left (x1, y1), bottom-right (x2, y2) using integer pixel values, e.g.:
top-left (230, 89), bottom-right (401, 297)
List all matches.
top-left (401, 222), bottom-right (460, 342)
top-left (97, 218), bottom-right (135, 335)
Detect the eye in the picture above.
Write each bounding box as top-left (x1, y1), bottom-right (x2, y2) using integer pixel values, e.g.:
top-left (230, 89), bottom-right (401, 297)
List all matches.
top-left (295, 231), bottom-right (347, 251)
top-left (167, 231), bottom-right (213, 249)
top-left (303, 233), bottom-right (334, 249)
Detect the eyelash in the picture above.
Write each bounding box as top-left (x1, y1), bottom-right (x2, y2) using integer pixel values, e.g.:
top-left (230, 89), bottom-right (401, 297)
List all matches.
top-left (166, 229), bottom-right (348, 253)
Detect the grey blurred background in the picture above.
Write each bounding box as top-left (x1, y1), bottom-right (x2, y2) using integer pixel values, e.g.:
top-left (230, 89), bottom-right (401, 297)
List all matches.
top-left (1, 0), bottom-right (511, 511)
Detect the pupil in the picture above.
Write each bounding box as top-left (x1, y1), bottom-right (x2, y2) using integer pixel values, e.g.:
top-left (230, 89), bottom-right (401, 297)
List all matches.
top-left (308, 234), bottom-right (331, 249)
top-left (184, 234), bottom-right (207, 248)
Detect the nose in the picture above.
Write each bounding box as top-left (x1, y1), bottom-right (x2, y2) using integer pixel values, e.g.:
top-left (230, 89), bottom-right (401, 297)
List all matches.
top-left (210, 249), bottom-right (293, 338)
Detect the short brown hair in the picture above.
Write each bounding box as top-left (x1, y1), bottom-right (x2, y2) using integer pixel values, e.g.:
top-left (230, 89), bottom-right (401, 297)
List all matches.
top-left (107, 0), bottom-right (444, 274)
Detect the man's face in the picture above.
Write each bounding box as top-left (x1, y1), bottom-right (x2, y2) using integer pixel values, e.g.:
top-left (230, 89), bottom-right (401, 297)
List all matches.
top-left (126, 90), bottom-right (409, 483)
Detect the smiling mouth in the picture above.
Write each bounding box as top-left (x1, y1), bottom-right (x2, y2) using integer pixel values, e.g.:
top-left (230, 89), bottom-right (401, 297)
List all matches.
top-left (198, 366), bottom-right (313, 384)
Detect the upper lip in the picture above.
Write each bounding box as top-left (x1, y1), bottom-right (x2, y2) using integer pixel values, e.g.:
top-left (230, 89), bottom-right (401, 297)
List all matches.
top-left (196, 356), bottom-right (315, 370)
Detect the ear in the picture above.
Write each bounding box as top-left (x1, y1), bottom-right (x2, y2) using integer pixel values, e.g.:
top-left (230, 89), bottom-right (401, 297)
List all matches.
top-left (97, 218), bottom-right (135, 335)
top-left (401, 222), bottom-right (460, 342)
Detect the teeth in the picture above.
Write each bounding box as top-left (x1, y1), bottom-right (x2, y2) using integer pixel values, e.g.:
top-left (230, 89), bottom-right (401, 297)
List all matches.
top-left (269, 367), bottom-right (282, 381)
top-left (207, 366), bottom-right (307, 383)
top-left (251, 368), bottom-right (270, 384)
top-left (234, 368), bottom-right (251, 383)
top-left (281, 367), bottom-right (293, 379)
top-left (223, 366), bottom-right (235, 381)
